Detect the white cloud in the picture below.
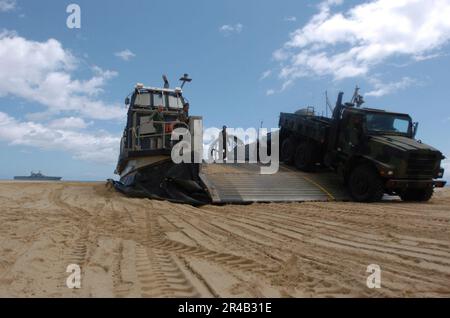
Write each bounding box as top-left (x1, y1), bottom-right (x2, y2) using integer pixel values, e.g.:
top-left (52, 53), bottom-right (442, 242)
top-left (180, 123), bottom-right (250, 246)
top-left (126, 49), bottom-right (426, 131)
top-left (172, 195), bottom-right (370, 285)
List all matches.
top-left (274, 0), bottom-right (450, 85)
top-left (260, 70), bottom-right (272, 80)
top-left (413, 52), bottom-right (444, 62)
top-left (0, 0), bottom-right (16, 12)
top-left (0, 31), bottom-right (126, 164)
top-left (0, 31), bottom-right (125, 120)
top-left (366, 77), bottom-right (417, 97)
top-left (0, 112), bottom-right (119, 163)
top-left (284, 16), bottom-right (297, 22)
top-left (266, 89), bottom-right (276, 96)
top-left (219, 23), bottom-right (243, 36)
top-left (115, 49), bottom-right (136, 61)
top-left (49, 117), bottom-right (91, 130)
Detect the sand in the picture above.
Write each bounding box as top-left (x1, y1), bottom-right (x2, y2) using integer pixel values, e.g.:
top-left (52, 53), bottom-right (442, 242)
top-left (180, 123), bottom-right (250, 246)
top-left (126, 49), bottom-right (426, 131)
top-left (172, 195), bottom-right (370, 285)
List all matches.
top-left (0, 180), bottom-right (449, 297)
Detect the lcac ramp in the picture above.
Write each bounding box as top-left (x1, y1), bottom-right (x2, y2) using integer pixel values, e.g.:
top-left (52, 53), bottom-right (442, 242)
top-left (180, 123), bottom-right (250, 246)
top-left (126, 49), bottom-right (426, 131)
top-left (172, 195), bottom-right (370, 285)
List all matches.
top-left (199, 163), bottom-right (350, 204)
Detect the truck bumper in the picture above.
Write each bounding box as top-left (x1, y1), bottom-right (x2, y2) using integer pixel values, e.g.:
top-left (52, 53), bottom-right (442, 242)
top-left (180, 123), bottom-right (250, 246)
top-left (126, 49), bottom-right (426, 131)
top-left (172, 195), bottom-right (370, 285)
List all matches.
top-left (385, 179), bottom-right (447, 189)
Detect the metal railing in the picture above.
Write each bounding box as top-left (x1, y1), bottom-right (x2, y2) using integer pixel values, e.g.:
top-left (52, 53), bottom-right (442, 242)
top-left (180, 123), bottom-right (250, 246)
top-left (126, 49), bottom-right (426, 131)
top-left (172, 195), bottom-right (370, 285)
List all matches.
top-left (127, 120), bottom-right (189, 152)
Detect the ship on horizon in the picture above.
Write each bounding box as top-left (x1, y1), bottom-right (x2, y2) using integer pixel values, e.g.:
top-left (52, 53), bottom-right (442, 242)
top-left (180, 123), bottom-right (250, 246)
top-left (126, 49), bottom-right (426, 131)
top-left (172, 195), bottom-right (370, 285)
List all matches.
top-left (14, 171), bottom-right (62, 181)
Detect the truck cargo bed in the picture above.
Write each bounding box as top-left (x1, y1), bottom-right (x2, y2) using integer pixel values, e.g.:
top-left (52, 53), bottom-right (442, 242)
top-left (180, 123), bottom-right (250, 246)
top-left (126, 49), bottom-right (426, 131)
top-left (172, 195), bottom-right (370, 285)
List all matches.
top-left (279, 112), bottom-right (331, 143)
top-left (199, 163), bottom-right (350, 204)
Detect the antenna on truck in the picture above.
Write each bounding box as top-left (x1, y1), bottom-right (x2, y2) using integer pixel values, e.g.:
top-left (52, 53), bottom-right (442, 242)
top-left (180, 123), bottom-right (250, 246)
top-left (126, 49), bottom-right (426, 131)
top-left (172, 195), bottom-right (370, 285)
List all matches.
top-left (351, 86), bottom-right (365, 108)
top-left (325, 91), bottom-right (333, 117)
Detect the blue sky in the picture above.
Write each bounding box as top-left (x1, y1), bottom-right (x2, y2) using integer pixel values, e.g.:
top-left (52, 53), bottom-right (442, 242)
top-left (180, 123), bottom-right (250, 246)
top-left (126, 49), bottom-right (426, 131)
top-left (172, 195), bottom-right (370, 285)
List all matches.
top-left (0, 0), bottom-right (449, 180)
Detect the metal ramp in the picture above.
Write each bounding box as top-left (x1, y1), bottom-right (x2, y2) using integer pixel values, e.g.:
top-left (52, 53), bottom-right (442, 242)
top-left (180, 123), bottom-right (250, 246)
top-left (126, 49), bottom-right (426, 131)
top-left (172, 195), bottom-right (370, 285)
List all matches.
top-left (199, 163), bottom-right (350, 204)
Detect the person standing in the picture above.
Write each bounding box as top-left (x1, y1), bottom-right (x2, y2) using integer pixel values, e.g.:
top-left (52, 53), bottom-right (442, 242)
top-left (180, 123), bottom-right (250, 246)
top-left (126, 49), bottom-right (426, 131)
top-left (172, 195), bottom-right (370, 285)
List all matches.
top-left (179, 102), bottom-right (190, 124)
top-left (151, 105), bottom-right (165, 132)
top-left (149, 105), bottom-right (165, 148)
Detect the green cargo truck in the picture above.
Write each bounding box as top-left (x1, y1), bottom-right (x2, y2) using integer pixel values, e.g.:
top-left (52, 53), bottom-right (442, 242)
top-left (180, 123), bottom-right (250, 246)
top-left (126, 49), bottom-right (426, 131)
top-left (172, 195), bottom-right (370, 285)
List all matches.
top-left (279, 90), bottom-right (446, 202)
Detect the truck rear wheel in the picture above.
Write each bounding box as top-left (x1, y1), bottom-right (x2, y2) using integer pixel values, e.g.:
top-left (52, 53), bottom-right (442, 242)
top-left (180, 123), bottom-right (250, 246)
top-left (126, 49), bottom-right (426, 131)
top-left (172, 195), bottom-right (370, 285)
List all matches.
top-left (348, 164), bottom-right (384, 202)
top-left (281, 138), bottom-right (295, 164)
top-left (399, 187), bottom-right (434, 202)
top-left (294, 142), bottom-right (316, 172)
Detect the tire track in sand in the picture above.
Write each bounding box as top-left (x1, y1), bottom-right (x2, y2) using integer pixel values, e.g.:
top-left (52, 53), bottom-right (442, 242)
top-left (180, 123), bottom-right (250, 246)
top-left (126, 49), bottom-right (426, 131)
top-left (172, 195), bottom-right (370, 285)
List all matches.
top-left (143, 201), bottom-right (280, 275)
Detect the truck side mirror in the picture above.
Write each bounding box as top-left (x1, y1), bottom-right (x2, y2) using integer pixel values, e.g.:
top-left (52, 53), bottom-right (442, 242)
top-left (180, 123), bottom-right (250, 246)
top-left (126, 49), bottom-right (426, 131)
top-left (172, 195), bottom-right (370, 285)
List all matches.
top-left (412, 122), bottom-right (419, 138)
top-left (125, 97), bottom-right (130, 105)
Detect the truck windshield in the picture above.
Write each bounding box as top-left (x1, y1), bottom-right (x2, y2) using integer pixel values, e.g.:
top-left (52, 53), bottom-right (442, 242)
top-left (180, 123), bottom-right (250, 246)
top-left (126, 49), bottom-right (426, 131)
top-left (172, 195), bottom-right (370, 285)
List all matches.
top-left (366, 113), bottom-right (411, 135)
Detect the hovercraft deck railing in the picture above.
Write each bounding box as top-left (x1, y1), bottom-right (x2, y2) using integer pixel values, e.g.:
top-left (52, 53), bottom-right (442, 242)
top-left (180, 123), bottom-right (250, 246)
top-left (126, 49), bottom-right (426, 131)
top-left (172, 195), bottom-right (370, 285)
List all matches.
top-left (126, 120), bottom-right (189, 153)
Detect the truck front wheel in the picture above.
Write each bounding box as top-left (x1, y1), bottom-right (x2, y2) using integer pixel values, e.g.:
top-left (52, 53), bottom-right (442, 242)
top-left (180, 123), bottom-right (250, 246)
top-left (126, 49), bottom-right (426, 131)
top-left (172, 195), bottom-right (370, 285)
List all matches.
top-left (399, 187), bottom-right (434, 202)
top-left (348, 164), bottom-right (384, 202)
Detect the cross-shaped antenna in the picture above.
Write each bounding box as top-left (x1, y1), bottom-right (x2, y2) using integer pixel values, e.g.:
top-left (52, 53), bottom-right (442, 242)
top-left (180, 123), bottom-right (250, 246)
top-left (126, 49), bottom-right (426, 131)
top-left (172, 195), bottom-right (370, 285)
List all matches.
top-left (179, 73), bottom-right (192, 89)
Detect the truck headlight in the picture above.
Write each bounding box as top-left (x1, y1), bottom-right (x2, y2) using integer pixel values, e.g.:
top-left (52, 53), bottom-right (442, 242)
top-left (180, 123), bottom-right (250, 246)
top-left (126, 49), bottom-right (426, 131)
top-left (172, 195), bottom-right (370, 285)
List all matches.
top-left (379, 167), bottom-right (394, 176)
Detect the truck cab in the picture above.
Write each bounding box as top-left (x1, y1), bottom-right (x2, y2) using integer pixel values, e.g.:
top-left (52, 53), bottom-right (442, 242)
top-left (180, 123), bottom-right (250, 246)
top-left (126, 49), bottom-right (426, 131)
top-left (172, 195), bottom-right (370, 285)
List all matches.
top-left (329, 106), bottom-right (446, 201)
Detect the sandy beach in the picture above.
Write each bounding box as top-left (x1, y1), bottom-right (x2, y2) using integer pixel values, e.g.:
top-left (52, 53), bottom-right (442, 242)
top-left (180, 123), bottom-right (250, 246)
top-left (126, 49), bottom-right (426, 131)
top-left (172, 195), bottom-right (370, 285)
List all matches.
top-left (0, 181), bottom-right (449, 297)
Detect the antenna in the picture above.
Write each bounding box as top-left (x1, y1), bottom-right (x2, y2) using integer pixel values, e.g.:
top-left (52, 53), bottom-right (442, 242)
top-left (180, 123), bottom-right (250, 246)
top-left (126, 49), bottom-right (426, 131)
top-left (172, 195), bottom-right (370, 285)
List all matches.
top-left (325, 91), bottom-right (333, 117)
top-left (351, 85), bottom-right (365, 107)
top-left (162, 75), bottom-right (170, 89)
top-left (179, 73), bottom-right (192, 89)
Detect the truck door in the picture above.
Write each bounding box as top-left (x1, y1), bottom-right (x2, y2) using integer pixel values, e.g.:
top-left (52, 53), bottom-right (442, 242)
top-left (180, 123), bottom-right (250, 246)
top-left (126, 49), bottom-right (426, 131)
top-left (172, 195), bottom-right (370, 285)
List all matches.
top-left (338, 111), bottom-right (363, 154)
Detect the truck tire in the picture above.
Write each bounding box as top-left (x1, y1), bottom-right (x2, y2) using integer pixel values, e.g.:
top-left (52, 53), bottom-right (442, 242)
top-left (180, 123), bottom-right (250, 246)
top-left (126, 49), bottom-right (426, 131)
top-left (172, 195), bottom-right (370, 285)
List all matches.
top-left (294, 142), bottom-right (316, 172)
top-left (399, 187), bottom-right (434, 202)
top-left (281, 138), bottom-right (295, 164)
top-left (348, 164), bottom-right (384, 202)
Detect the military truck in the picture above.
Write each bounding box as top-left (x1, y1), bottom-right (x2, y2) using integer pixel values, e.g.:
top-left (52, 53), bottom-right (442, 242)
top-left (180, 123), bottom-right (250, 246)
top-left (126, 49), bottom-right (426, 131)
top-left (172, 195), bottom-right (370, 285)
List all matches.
top-left (279, 89), bottom-right (446, 202)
